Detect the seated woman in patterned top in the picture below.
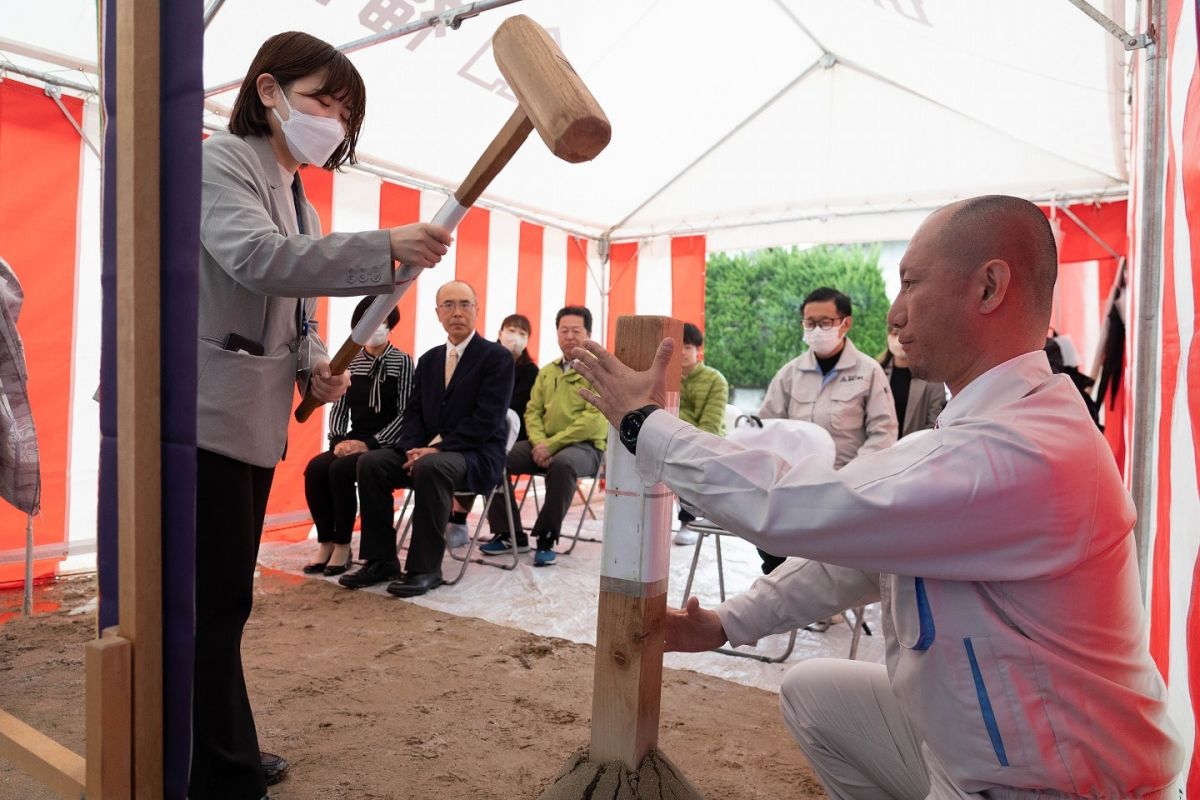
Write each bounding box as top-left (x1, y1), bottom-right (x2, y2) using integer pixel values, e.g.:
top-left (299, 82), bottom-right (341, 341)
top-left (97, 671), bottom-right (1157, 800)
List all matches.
top-left (303, 297), bottom-right (414, 575)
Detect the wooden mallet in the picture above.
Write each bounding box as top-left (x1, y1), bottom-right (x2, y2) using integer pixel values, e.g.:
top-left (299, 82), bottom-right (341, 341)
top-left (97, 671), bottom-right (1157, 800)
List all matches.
top-left (295, 14), bottom-right (610, 421)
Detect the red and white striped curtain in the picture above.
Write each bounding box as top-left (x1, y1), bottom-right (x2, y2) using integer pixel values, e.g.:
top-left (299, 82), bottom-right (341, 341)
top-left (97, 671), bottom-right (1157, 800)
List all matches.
top-left (0, 86), bottom-right (709, 557)
top-left (1127, 0), bottom-right (1200, 789)
top-left (263, 166), bottom-right (707, 538)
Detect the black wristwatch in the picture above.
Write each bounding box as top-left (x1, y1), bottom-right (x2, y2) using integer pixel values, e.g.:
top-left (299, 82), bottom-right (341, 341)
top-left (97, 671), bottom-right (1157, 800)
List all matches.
top-left (619, 404), bottom-right (662, 455)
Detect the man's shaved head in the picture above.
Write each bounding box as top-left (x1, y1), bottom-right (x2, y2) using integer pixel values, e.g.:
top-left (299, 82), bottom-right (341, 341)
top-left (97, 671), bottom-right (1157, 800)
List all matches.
top-left (888, 195), bottom-right (1062, 394)
top-left (938, 195), bottom-right (1059, 323)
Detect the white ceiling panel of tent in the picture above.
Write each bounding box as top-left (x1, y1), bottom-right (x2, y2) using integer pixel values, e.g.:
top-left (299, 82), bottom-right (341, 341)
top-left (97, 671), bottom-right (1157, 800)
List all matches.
top-left (0, 0), bottom-right (1131, 247)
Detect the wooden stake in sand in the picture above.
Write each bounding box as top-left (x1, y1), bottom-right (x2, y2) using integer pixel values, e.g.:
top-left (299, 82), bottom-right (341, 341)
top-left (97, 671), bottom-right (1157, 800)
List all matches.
top-left (539, 316), bottom-right (704, 800)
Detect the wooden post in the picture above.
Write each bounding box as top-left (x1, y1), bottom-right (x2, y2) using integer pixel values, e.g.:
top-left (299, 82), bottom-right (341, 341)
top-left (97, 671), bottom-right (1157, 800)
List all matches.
top-left (116, 0), bottom-right (163, 796)
top-left (86, 628), bottom-right (133, 799)
top-left (589, 315), bottom-right (682, 769)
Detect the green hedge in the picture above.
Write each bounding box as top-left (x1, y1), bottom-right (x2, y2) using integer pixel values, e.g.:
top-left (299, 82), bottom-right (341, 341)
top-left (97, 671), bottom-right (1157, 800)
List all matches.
top-left (703, 245), bottom-right (889, 388)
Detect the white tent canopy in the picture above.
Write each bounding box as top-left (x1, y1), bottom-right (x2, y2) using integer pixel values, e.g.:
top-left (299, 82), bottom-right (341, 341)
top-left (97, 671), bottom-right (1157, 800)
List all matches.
top-left (2, 0), bottom-right (1130, 249)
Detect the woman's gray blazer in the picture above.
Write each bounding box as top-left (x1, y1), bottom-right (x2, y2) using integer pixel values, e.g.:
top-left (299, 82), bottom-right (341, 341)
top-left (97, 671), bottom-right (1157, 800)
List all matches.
top-left (199, 132), bottom-right (395, 467)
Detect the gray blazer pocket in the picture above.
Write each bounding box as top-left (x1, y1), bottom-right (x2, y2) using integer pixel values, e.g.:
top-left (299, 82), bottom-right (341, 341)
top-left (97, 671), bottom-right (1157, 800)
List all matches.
top-left (197, 341), bottom-right (296, 466)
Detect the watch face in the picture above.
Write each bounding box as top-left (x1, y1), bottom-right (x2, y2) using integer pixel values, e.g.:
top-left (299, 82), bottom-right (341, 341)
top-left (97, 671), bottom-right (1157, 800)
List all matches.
top-left (620, 411), bottom-right (643, 444)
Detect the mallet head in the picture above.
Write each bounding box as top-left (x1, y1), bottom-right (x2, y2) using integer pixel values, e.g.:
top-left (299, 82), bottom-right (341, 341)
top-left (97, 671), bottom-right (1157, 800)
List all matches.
top-left (492, 15), bottom-right (611, 163)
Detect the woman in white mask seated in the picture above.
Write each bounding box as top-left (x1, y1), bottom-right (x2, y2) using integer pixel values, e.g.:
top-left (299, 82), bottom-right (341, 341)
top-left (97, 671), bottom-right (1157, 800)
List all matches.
top-left (195, 30), bottom-right (451, 800)
top-left (444, 313), bottom-right (538, 545)
top-left (497, 313), bottom-right (540, 437)
top-left (304, 297), bottom-right (413, 576)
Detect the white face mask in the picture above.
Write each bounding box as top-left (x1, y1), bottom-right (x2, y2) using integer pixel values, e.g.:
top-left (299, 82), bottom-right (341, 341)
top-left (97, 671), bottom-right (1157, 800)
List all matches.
top-left (500, 330), bottom-right (528, 354)
top-left (803, 326), bottom-right (842, 356)
top-left (271, 83), bottom-right (346, 166)
top-left (367, 325), bottom-right (390, 347)
top-left (887, 335), bottom-right (906, 359)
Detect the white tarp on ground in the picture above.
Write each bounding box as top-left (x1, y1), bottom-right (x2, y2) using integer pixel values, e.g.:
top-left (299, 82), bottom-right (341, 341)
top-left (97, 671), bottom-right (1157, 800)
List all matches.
top-left (256, 504), bottom-right (886, 694)
top-left (1, 0), bottom-right (1129, 248)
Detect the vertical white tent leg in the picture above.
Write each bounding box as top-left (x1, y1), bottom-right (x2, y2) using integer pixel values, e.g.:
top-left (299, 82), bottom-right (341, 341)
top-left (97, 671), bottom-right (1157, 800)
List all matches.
top-left (1129, 0), bottom-right (1168, 589)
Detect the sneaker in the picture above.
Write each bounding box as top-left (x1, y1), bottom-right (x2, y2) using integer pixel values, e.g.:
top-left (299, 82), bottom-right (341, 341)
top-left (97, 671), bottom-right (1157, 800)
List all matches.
top-left (804, 618), bottom-right (833, 633)
top-left (338, 559), bottom-right (401, 589)
top-left (479, 534), bottom-right (529, 556)
top-left (445, 521), bottom-right (470, 549)
top-left (672, 526), bottom-right (699, 546)
top-left (533, 549), bottom-right (557, 567)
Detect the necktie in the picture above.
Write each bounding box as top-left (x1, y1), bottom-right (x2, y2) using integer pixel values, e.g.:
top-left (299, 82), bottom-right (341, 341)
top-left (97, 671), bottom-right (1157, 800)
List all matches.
top-left (445, 347), bottom-right (459, 388)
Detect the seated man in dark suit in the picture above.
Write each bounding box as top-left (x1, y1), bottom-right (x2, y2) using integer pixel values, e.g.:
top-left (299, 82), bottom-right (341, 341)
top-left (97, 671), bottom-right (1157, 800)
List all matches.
top-left (341, 280), bottom-right (514, 597)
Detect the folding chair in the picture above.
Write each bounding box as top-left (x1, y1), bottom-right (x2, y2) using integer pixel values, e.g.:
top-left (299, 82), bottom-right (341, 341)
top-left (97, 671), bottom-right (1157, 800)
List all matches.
top-left (679, 518), bottom-right (797, 663)
top-left (679, 518), bottom-right (869, 662)
top-left (516, 468), bottom-right (599, 521)
top-left (675, 415), bottom-right (867, 662)
top-left (393, 409), bottom-right (522, 584)
top-left (558, 458), bottom-right (604, 554)
top-left (510, 457), bottom-right (605, 555)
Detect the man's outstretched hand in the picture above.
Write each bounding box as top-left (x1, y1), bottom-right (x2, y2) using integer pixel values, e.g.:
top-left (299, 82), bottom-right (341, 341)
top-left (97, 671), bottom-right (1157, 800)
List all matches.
top-left (568, 338), bottom-right (676, 428)
top-left (665, 596), bottom-right (728, 653)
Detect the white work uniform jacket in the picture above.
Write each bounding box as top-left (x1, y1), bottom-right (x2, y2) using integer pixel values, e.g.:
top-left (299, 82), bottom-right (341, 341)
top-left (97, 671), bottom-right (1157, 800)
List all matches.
top-left (637, 351), bottom-right (1180, 797)
top-left (759, 338), bottom-right (897, 467)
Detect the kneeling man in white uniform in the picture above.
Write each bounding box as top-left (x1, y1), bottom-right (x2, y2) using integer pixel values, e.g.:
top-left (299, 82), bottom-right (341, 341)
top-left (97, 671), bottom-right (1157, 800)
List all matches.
top-left (570, 195), bottom-right (1181, 799)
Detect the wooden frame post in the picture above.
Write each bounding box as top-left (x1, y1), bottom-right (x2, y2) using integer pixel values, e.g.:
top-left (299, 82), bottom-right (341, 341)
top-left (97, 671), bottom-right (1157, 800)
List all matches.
top-left (86, 628), bottom-right (133, 799)
top-left (115, 0), bottom-right (163, 796)
top-left (589, 315), bottom-right (682, 768)
top-left (0, 2), bottom-right (161, 798)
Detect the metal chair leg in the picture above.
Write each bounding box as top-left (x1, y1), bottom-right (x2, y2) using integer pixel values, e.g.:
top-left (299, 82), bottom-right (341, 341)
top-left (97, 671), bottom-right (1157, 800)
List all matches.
top-left (394, 490), bottom-right (415, 557)
top-left (847, 604), bottom-right (866, 660)
top-left (561, 468), bottom-right (602, 554)
top-left (679, 530), bottom-right (706, 605)
top-left (560, 462), bottom-right (605, 554)
top-left (688, 521), bottom-right (796, 663)
top-left (716, 630), bottom-right (796, 664)
top-left (454, 475), bottom-right (520, 579)
top-left (575, 482), bottom-right (597, 520)
top-left (714, 531), bottom-right (727, 603)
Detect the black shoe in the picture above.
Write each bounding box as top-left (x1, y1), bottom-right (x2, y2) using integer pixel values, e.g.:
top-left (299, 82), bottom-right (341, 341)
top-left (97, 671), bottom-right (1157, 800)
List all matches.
top-left (323, 552), bottom-right (354, 577)
top-left (338, 560), bottom-right (401, 589)
top-left (385, 571), bottom-right (444, 597)
top-left (302, 559), bottom-right (329, 574)
top-left (261, 750), bottom-right (289, 786)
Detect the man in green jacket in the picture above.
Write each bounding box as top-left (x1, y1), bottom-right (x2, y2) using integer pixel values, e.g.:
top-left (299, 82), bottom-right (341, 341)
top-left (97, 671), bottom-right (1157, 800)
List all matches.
top-left (674, 322), bottom-right (730, 546)
top-left (481, 306), bottom-right (606, 565)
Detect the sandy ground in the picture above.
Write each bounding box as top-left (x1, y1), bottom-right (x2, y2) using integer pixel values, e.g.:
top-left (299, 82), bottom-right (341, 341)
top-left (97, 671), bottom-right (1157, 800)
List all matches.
top-left (0, 572), bottom-right (826, 799)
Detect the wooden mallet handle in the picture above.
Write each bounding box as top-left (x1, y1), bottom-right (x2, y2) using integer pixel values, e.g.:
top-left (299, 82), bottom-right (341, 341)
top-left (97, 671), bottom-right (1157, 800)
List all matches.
top-left (294, 14), bottom-right (610, 422)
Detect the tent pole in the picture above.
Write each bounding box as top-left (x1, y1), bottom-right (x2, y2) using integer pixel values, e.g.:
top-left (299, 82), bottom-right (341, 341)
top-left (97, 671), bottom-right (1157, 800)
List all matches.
top-left (203, 0), bottom-right (527, 97)
top-left (1128, 0), bottom-right (1168, 591)
top-left (0, 61), bottom-right (98, 97)
top-left (1056, 204), bottom-right (1124, 260)
top-left (202, 0), bottom-right (225, 30)
top-left (22, 515), bottom-right (32, 617)
top-left (598, 236), bottom-right (611, 347)
top-left (1063, 0), bottom-right (1153, 49)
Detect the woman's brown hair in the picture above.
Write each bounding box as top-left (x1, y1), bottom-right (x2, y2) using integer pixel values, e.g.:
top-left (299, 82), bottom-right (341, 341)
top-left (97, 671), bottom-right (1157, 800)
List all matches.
top-left (228, 31), bottom-right (366, 170)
